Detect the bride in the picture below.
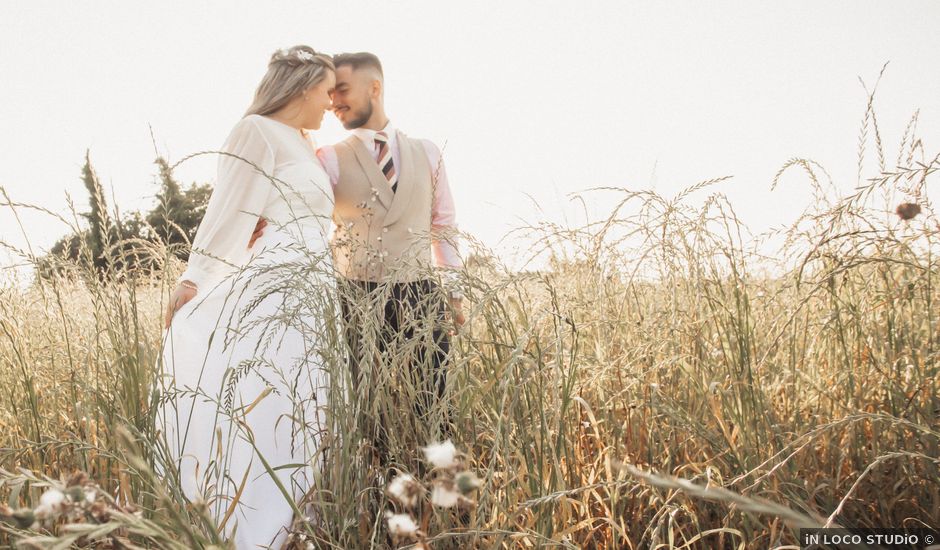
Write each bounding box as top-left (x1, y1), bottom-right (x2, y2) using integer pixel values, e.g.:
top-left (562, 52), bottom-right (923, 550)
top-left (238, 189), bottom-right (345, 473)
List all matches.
top-left (160, 45), bottom-right (336, 549)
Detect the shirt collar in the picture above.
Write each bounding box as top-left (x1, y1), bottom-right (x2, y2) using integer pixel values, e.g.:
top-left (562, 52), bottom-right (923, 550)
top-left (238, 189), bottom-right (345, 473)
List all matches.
top-left (351, 120), bottom-right (397, 149)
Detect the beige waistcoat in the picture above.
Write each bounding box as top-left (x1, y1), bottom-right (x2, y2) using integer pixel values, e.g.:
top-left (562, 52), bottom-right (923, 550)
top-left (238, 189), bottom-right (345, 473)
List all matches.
top-left (330, 132), bottom-right (434, 282)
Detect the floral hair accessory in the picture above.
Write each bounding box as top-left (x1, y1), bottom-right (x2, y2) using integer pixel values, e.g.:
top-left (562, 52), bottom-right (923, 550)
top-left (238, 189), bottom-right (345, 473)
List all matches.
top-left (295, 50), bottom-right (315, 62)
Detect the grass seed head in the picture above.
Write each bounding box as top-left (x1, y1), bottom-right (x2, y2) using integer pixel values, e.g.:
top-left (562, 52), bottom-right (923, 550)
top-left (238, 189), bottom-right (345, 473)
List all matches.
top-left (896, 202), bottom-right (921, 220)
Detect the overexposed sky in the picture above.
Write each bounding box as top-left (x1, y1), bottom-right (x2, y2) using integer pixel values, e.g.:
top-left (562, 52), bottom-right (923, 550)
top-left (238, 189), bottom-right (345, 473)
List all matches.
top-left (2, 1), bottom-right (939, 269)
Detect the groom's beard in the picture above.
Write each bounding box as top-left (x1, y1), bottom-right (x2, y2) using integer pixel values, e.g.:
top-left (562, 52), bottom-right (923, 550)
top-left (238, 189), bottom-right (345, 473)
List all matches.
top-left (341, 102), bottom-right (373, 130)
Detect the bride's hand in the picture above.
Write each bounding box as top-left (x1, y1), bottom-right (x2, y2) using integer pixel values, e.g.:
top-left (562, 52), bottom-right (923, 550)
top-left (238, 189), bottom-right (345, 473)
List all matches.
top-left (164, 282), bottom-right (198, 329)
top-left (248, 217), bottom-right (267, 248)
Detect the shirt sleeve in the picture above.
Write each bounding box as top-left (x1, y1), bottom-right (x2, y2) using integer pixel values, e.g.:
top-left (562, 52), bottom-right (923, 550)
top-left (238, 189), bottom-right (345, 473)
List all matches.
top-left (180, 117), bottom-right (275, 289)
top-left (421, 139), bottom-right (462, 269)
top-left (315, 145), bottom-right (339, 188)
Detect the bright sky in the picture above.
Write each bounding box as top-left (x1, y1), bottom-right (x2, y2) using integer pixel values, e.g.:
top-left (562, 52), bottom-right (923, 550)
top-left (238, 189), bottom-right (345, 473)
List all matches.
top-left (2, 1), bottom-right (939, 271)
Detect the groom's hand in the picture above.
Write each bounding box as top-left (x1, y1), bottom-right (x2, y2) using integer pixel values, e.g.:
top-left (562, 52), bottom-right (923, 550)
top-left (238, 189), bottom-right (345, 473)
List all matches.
top-left (248, 217), bottom-right (267, 248)
top-left (449, 297), bottom-right (465, 330)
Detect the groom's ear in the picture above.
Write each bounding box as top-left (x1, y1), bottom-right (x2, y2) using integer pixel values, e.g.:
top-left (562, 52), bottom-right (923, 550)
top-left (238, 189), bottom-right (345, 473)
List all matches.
top-left (370, 77), bottom-right (383, 99)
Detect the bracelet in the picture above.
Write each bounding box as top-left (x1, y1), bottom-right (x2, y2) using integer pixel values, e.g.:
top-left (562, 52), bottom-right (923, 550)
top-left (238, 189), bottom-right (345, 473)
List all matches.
top-left (180, 280), bottom-right (198, 291)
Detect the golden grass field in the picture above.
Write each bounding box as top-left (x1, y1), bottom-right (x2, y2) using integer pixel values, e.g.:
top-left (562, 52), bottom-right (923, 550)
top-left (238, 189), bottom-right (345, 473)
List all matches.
top-left (0, 92), bottom-right (938, 549)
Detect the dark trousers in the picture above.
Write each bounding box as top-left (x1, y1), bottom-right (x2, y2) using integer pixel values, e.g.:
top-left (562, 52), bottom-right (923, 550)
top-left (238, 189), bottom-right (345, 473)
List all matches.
top-left (338, 278), bottom-right (452, 454)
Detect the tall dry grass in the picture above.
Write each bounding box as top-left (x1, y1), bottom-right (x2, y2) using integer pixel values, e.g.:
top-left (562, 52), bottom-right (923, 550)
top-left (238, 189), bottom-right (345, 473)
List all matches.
top-left (0, 81), bottom-right (938, 549)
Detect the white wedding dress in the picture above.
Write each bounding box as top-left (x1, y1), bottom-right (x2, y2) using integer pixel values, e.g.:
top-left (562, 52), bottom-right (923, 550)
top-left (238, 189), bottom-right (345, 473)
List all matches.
top-left (159, 114), bottom-right (334, 549)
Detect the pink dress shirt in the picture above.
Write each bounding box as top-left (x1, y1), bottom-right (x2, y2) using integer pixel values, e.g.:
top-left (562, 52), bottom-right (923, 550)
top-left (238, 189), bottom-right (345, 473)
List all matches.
top-left (316, 122), bottom-right (462, 269)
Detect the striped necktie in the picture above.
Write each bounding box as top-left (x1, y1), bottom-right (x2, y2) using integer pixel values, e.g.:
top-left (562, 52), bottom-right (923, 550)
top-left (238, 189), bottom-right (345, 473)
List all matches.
top-left (374, 131), bottom-right (398, 193)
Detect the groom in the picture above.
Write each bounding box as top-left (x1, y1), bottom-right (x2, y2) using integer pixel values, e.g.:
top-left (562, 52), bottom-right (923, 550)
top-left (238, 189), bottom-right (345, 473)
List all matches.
top-left (251, 51), bottom-right (463, 436)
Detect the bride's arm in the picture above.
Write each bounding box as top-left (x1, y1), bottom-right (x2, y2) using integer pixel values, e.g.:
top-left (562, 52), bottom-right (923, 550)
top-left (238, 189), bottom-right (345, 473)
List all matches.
top-left (165, 117), bottom-right (275, 326)
top-left (182, 117), bottom-right (276, 287)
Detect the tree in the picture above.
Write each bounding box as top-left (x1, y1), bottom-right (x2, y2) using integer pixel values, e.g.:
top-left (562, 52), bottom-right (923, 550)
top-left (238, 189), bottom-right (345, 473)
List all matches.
top-left (146, 157), bottom-right (211, 260)
top-left (41, 153), bottom-right (211, 278)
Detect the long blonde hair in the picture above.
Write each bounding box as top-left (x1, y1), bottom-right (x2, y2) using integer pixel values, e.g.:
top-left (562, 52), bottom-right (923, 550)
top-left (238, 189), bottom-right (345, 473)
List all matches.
top-left (245, 45), bottom-right (335, 117)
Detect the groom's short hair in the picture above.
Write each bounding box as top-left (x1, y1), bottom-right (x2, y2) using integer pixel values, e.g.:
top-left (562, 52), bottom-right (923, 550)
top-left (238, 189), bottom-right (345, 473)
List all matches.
top-left (332, 52), bottom-right (383, 78)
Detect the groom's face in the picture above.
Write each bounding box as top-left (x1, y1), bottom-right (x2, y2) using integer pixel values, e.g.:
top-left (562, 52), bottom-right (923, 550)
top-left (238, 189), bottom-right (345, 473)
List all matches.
top-left (332, 65), bottom-right (378, 130)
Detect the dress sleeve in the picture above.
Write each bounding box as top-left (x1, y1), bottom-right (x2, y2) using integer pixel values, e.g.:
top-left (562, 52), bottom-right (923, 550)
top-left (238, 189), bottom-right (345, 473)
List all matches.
top-left (180, 117), bottom-right (275, 289)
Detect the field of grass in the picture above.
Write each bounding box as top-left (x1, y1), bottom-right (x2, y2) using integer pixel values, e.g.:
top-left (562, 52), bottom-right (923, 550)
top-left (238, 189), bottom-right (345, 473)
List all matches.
top-left (1, 94), bottom-right (938, 549)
